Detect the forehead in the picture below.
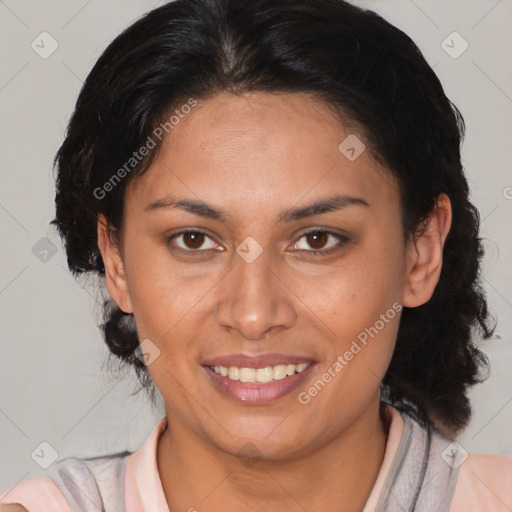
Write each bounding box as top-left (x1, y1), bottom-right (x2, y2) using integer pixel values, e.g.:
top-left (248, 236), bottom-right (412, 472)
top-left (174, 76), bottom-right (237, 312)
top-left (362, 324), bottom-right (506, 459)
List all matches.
top-left (126, 92), bottom-right (400, 220)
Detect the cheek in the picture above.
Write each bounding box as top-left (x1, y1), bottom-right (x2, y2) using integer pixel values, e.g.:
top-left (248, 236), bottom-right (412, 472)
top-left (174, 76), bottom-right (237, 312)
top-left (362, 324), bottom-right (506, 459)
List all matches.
top-left (302, 256), bottom-right (402, 406)
top-left (122, 238), bottom-right (207, 349)
top-left (125, 265), bottom-right (208, 397)
top-left (302, 247), bottom-right (404, 335)
top-left (295, 243), bottom-right (404, 402)
top-left (129, 272), bottom-right (205, 341)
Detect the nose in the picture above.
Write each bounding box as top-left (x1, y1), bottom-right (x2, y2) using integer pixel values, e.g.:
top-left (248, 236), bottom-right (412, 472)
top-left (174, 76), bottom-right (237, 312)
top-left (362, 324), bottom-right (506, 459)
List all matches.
top-left (215, 248), bottom-right (297, 341)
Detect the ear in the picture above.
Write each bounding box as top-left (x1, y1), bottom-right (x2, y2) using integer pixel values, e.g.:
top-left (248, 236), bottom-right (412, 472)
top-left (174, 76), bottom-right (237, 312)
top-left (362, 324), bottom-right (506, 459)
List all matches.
top-left (402, 193), bottom-right (452, 308)
top-left (97, 214), bottom-right (133, 314)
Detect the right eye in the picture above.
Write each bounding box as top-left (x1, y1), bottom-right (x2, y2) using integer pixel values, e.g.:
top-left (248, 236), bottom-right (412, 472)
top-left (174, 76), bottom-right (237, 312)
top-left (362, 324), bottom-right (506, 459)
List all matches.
top-left (167, 230), bottom-right (220, 253)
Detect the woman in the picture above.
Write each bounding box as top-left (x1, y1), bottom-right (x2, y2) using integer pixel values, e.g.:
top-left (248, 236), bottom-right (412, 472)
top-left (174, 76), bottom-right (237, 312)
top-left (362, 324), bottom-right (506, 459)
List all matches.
top-left (1, 0), bottom-right (511, 510)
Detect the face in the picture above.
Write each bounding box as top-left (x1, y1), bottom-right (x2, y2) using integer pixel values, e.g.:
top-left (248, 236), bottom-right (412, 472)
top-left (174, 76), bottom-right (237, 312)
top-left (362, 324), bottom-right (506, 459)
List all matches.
top-left (98, 91), bottom-right (449, 460)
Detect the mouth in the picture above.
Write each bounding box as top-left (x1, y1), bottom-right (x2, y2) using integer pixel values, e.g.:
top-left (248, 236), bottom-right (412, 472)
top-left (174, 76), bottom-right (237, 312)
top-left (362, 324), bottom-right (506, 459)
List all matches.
top-left (202, 357), bottom-right (316, 404)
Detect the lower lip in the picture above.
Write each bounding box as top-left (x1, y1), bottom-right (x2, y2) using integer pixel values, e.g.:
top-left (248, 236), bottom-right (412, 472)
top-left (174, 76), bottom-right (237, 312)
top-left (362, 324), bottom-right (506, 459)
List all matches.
top-left (203, 364), bottom-right (316, 404)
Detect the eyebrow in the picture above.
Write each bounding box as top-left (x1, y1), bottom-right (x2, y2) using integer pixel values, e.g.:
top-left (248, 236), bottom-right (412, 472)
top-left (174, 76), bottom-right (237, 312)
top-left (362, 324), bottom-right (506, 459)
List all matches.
top-left (144, 194), bottom-right (370, 223)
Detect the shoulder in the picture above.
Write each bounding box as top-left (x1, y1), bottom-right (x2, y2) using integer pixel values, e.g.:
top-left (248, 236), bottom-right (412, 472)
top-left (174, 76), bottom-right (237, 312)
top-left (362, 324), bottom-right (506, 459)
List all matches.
top-left (450, 452), bottom-right (512, 512)
top-left (387, 406), bottom-right (512, 511)
top-left (0, 475), bottom-right (67, 511)
top-left (0, 451), bottom-right (132, 512)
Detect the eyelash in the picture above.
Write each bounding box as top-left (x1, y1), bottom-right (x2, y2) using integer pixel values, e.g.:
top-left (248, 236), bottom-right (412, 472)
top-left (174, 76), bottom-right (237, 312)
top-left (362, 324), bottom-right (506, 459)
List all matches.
top-left (166, 229), bottom-right (350, 256)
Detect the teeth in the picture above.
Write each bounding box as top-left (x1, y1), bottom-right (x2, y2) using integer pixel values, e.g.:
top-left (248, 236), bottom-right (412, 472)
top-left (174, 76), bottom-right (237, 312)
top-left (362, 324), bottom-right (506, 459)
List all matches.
top-left (211, 362), bottom-right (312, 383)
top-left (240, 368), bottom-right (256, 383)
top-left (256, 367), bottom-right (274, 383)
top-left (228, 367), bottom-right (240, 381)
top-left (273, 365), bottom-right (288, 380)
top-left (296, 363), bottom-right (309, 372)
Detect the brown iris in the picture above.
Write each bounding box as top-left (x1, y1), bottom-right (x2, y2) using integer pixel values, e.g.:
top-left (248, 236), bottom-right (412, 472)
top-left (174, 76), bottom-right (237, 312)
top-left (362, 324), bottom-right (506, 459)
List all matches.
top-left (305, 230), bottom-right (328, 250)
top-left (183, 231), bottom-right (206, 249)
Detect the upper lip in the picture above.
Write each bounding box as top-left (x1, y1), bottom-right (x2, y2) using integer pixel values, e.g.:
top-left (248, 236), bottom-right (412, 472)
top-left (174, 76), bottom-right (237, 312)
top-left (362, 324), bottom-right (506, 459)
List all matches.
top-left (202, 353), bottom-right (315, 368)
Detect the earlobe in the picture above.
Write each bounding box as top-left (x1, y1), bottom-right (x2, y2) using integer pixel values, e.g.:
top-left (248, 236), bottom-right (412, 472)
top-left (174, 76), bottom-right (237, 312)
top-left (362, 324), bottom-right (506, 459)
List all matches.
top-left (97, 214), bottom-right (133, 314)
top-left (402, 193), bottom-right (452, 308)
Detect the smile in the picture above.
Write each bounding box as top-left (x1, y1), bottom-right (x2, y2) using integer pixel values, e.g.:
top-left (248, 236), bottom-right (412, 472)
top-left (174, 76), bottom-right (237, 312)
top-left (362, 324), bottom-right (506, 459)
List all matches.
top-left (203, 360), bottom-right (316, 403)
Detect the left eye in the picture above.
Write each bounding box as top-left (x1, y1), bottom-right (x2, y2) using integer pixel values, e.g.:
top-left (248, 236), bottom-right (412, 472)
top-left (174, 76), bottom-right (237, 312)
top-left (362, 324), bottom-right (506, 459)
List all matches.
top-left (292, 229), bottom-right (349, 254)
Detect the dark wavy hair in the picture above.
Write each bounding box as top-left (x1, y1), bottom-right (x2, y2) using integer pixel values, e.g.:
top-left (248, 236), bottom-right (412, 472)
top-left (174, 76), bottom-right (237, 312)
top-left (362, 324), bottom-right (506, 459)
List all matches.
top-left (51, 0), bottom-right (495, 439)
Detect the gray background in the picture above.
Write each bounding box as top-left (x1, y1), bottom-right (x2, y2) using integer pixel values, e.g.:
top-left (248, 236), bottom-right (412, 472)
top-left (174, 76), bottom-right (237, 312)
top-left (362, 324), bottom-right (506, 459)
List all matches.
top-left (0, 0), bottom-right (511, 490)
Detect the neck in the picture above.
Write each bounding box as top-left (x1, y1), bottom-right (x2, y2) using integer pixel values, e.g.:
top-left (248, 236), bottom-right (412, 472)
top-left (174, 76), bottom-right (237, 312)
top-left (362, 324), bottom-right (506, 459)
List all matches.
top-left (157, 396), bottom-right (389, 512)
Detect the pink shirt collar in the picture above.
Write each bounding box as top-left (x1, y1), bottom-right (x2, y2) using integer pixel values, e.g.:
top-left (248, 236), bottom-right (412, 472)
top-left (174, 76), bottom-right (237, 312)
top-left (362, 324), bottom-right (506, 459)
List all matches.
top-left (125, 417), bottom-right (170, 512)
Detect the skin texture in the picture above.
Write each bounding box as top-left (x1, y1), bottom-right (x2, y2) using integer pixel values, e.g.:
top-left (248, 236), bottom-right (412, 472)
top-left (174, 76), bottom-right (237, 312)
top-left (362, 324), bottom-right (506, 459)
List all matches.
top-left (97, 92), bottom-right (452, 511)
